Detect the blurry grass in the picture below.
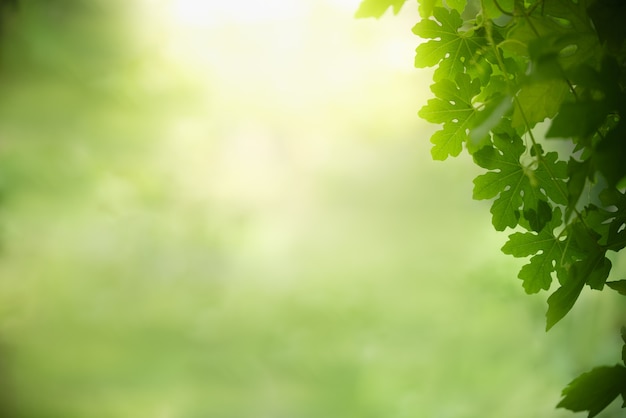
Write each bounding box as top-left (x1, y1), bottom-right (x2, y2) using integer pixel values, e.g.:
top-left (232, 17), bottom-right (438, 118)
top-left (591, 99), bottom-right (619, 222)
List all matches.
top-left (0, 1), bottom-right (623, 417)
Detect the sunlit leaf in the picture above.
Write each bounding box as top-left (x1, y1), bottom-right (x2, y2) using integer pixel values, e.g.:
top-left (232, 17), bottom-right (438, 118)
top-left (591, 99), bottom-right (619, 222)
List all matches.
top-left (413, 7), bottom-right (487, 81)
top-left (355, 0), bottom-right (407, 18)
top-left (418, 73), bottom-right (481, 160)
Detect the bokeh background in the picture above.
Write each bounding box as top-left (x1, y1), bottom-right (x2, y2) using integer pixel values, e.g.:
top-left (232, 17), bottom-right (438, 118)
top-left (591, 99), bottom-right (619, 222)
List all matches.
top-left (0, 0), bottom-right (624, 416)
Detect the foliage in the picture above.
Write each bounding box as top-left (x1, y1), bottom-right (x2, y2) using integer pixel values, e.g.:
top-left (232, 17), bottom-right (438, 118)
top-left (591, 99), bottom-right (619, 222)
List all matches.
top-left (358, 0), bottom-right (626, 415)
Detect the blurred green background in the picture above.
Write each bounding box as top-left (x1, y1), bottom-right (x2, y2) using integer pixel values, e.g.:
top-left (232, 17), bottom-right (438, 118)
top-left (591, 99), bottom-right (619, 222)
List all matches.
top-left (0, 0), bottom-right (624, 416)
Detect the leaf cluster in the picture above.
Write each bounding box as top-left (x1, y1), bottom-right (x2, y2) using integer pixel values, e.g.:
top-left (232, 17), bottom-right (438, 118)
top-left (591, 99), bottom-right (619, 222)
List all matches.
top-left (358, 0), bottom-right (626, 415)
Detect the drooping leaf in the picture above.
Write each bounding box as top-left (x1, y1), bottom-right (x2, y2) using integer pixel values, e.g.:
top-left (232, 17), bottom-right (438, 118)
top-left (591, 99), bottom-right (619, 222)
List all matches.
top-left (355, 0), bottom-right (407, 18)
top-left (557, 365), bottom-right (626, 417)
top-left (413, 7), bottom-right (487, 81)
top-left (546, 250), bottom-right (610, 330)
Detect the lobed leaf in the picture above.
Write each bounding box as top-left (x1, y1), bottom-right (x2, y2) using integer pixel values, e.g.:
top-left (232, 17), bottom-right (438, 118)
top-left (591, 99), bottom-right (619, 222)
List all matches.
top-left (418, 73), bottom-right (481, 160)
top-left (502, 208), bottom-right (568, 293)
top-left (413, 7), bottom-right (487, 81)
top-left (472, 130), bottom-right (568, 231)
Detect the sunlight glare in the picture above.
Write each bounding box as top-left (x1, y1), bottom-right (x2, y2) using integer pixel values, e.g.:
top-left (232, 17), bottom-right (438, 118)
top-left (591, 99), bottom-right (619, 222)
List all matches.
top-left (168, 0), bottom-right (309, 27)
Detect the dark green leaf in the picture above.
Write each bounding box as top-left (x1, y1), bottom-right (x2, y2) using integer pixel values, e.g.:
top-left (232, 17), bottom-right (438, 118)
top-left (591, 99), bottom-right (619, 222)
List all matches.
top-left (512, 80), bottom-right (570, 129)
top-left (597, 188), bottom-right (626, 251)
top-left (473, 130), bottom-right (568, 230)
top-left (506, 0), bottom-right (599, 69)
top-left (547, 101), bottom-right (611, 139)
top-left (502, 208), bottom-right (568, 293)
top-left (557, 365), bottom-right (626, 417)
top-left (608, 281), bottom-right (626, 296)
top-left (564, 158), bottom-right (592, 220)
top-left (546, 251), bottom-right (609, 329)
top-left (523, 199), bottom-right (553, 232)
top-left (594, 122), bottom-right (626, 189)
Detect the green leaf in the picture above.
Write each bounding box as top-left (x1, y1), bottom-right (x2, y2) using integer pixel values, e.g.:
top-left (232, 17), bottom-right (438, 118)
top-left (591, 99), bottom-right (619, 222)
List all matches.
top-left (505, 0), bottom-right (599, 69)
top-left (586, 255), bottom-right (612, 290)
top-left (417, 0), bottom-right (466, 18)
top-left (546, 251), bottom-right (610, 330)
top-left (557, 365), bottom-right (626, 417)
top-left (355, 0), bottom-right (407, 18)
top-left (588, 0), bottom-right (626, 54)
top-left (413, 7), bottom-right (487, 81)
top-left (546, 101), bottom-right (611, 139)
top-left (473, 130), bottom-right (568, 230)
top-left (523, 199), bottom-right (553, 234)
top-left (598, 188), bottom-right (626, 251)
top-left (512, 80), bottom-right (570, 129)
top-left (481, 0), bottom-right (514, 20)
top-left (595, 122), bottom-right (626, 189)
top-left (564, 158), bottom-right (593, 220)
top-left (469, 94), bottom-right (513, 148)
top-left (416, 0), bottom-right (441, 18)
top-left (418, 73), bottom-right (482, 160)
top-left (502, 208), bottom-right (569, 293)
top-left (607, 281), bottom-right (626, 296)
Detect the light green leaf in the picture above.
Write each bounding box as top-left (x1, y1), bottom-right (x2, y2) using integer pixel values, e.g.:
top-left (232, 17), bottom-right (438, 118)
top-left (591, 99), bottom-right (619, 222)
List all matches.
top-left (418, 73), bottom-right (481, 160)
top-left (355, 0), bottom-right (407, 18)
top-left (417, 0), bottom-right (465, 18)
top-left (413, 7), bottom-right (487, 81)
top-left (469, 94), bottom-right (513, 147)
top-left (481, 0), bottom-right (514, 20)
top-left (417, 0), bottom-right (441, 18)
